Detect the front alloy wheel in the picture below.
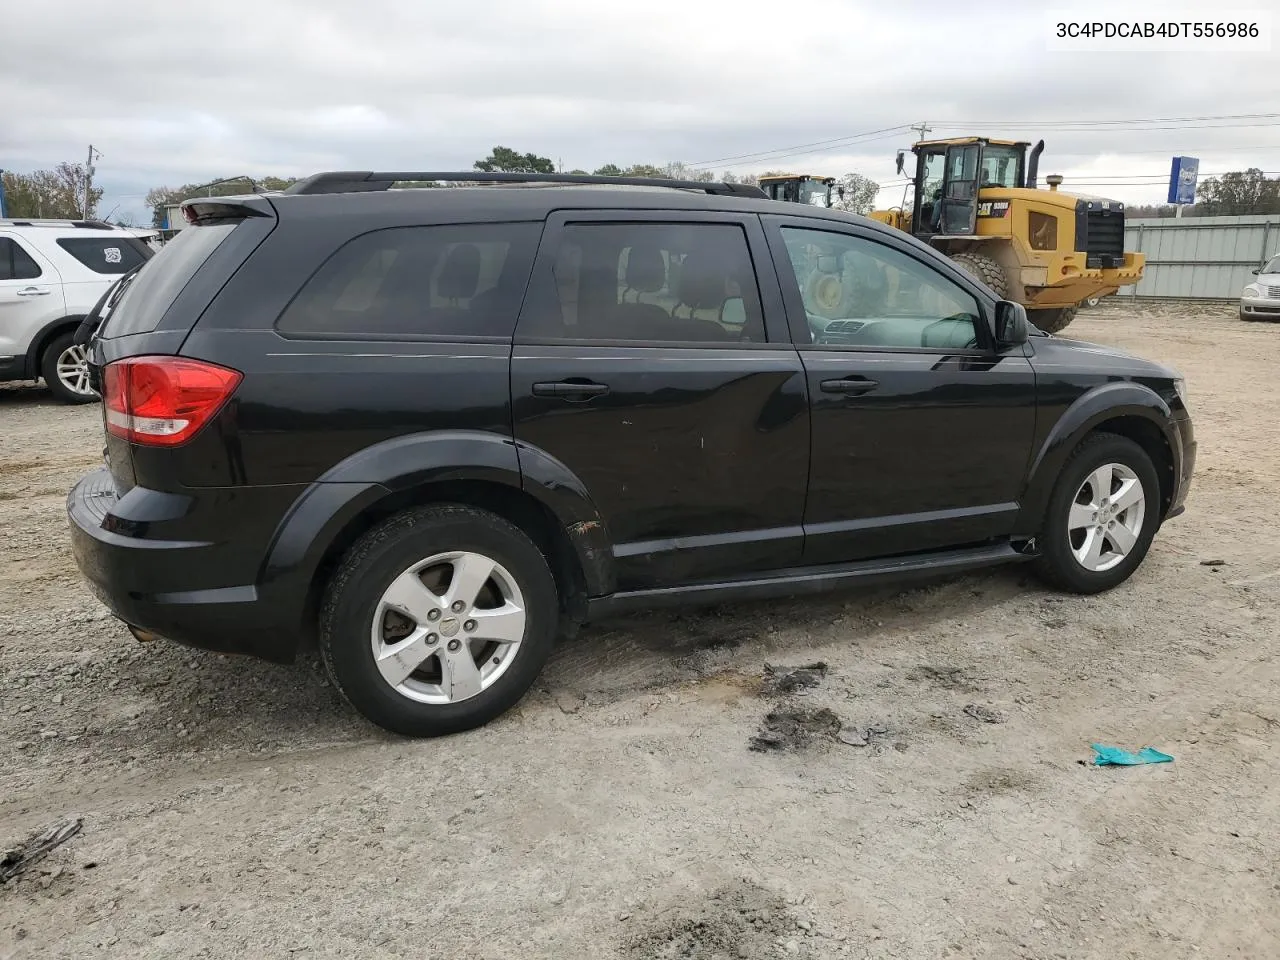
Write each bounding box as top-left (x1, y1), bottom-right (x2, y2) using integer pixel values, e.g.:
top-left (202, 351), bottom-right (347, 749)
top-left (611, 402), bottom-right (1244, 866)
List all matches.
top-left (1066, 463), bottom-right (1146, 573)
top-left (1032, 433), bottom-right (1161, 594)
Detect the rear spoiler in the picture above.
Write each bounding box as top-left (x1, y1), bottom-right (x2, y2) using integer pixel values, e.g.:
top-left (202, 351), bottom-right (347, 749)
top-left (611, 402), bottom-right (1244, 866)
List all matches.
top-left (178, 194), bottom-right (276, 225)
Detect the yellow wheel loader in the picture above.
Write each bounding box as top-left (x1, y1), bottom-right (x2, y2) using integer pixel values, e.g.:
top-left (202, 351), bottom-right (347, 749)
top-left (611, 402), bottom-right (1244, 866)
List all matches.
top-left (758, 174), bottom-right (840, 207)
top-left (866, 137), bottom-right (1144, 333)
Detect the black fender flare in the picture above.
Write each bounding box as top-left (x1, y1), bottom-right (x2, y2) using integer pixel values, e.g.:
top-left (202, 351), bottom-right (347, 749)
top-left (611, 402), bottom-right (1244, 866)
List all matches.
top-left (257, 431), bottom-right (614, 619)
top-left (25, 315), bottom-right (86, 378)
top-left (1015, 382), bottom-right (1176, 533)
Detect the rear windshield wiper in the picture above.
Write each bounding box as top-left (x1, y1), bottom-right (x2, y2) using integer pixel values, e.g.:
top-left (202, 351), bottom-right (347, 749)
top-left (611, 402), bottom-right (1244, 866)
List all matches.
top-left (74, 264), bottom-right (144, 348)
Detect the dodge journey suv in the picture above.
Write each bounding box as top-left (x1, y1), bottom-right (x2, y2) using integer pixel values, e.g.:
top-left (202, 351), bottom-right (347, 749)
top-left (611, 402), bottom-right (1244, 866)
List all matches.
top-left (67, 171), bottom-right (1195, 737)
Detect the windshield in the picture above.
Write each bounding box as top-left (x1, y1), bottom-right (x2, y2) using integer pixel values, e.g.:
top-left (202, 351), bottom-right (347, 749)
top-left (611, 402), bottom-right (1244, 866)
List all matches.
top-left (1263, 256), bottom-right (1280, 275)
top-left (798, 180), bottom-right (832, 207)
top-left (981, 145), bottom-right (1023, 188)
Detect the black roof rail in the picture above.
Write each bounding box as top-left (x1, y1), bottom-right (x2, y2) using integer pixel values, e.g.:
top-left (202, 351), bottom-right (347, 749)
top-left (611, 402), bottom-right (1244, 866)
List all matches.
top-left (284, 170), bottom-right (767, 199)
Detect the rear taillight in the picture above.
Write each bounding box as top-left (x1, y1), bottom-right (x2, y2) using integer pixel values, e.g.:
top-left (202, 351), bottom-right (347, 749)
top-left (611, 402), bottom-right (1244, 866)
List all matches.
top-left (102, 356), bottom-right (242, 447)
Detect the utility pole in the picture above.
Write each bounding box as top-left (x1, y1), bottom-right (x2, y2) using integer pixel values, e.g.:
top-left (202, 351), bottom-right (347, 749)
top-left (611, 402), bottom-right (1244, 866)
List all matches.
top-left (82, 144), bottom-right (101, 219)
top-left (910, 121), bottom-right (932, 141)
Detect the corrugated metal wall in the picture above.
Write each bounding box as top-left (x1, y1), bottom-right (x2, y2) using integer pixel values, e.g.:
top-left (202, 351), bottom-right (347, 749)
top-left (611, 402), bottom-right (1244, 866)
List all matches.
top-left (1123, 215), bottom-right (1280, 300)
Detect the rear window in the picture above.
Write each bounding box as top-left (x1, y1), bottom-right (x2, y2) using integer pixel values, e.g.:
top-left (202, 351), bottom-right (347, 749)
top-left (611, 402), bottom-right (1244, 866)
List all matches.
top-left (100, 224), bottom-right (234, 338)
top-left (56, 236), bottom-right (151, 274)
top-left (275, 223), bottom-right (541, 340)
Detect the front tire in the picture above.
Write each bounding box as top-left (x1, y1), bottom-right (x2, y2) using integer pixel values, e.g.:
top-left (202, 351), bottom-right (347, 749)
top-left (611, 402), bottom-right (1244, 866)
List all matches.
top-left (1032, 433), bottom-right (1161, 594)
top-left (1029, 306), bottom-right (1077, 334)
top-left (949, 252), bottom-right (1010, 299)
top-left (320, 504), bottom-right (559, 737)
top-left (41, 332), bottom-right (98, 404)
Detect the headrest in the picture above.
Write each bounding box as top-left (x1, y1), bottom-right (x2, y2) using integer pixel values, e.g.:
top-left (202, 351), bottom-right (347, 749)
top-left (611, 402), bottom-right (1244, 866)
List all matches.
top-left (625, 245), bottom-right (666, 293)
top-left (437, 243), bottom-right (482, 299)
top-left (676, 250), bottom-right (729, 310)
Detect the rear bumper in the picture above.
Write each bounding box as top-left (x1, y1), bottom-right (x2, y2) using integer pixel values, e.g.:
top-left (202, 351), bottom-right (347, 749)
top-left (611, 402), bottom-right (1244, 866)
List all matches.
top-left (67, 468), bottom-right (301, 663)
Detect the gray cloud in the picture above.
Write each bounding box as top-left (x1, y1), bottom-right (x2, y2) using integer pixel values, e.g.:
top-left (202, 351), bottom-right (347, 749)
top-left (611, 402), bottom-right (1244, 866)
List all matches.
top-left (4, 0), bottom-right (1277, 222)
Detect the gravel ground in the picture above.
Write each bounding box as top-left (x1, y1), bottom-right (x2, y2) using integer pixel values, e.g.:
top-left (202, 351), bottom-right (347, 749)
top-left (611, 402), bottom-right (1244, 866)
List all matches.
top-left (2, 300), bottom-right (1278, 960)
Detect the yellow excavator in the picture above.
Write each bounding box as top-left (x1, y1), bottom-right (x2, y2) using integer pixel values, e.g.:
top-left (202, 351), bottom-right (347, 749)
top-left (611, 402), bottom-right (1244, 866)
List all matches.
top-left (865, 137), bottom-right (1144, 332)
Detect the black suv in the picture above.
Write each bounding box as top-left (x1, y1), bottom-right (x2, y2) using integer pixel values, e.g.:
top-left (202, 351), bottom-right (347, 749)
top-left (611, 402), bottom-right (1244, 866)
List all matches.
top-left (67, 171), bottom-right (1195, 737)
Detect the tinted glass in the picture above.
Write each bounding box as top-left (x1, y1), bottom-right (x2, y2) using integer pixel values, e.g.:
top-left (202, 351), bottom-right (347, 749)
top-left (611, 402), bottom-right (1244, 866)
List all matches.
top-left (779, 228), bottom-right (983, 350)
top-left (100, 224), bottom-right (235, 338)
top-left (0, 237), bottom-right (43, 281)
top-left (276, 223), bottom-right (540, 340)
top-left (520, 222), bottom-right (765, 344)
top-left (56, 237), bottom-right (151, 274)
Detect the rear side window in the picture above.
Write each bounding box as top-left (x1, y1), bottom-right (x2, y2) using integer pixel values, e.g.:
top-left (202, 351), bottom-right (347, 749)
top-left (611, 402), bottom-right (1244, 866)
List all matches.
top-left (56, 237), bottom-right (151, 274)
top-left (518, 221), bottom-right (766, 344)
top-left (100, 224), bottom-right (235, 338)
top-left (276, 223), bottom-right (541, 340)
top-left (0, 237), bottom-right (43, 281)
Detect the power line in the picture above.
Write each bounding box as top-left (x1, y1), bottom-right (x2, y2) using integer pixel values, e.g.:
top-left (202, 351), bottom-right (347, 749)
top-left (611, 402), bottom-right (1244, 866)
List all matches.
top-left (687, 124), bottom-right (913, 167)
top-left (694, 112), bottom-right (1280, 170)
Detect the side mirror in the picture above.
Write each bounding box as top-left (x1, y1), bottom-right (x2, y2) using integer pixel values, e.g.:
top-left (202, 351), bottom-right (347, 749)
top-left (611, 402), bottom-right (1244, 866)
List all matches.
top-left (1252, 268), bottom-right (1261, 274)
top-left (994, 300), bottom-right (1029, 346)
top-left (895, 151), bottom-right (906, 176)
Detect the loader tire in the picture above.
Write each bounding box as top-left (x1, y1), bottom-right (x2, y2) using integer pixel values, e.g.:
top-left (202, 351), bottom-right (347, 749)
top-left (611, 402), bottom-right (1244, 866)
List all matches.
top-left (1029, 307), bottom-right (1077, 334)
top-left (949, 252), bottom-right (1010, 299)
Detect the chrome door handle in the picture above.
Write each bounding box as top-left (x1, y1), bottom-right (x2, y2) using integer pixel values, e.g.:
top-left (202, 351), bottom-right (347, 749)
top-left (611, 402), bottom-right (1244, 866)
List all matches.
top-left (16, 287), bottom-right (51, 297)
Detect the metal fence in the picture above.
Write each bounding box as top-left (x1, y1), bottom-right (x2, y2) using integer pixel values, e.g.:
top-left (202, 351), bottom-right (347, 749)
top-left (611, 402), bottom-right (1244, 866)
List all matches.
top-left (1123, 215), bottom-right (1280, 300)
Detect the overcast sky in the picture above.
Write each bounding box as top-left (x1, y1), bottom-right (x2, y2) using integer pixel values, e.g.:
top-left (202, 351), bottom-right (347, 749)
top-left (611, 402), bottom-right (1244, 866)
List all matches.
top-left (4, 0), bottom-right (1277, 223)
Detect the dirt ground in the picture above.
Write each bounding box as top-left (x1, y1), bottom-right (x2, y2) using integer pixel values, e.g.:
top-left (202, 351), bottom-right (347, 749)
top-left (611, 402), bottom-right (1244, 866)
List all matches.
top-left (2, 300), bottom-right (1278, 960)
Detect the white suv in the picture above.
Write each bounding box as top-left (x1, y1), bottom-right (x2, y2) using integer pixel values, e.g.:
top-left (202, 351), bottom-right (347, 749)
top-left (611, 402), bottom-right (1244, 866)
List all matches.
top-left (0, 219), bottom-right (153, 402)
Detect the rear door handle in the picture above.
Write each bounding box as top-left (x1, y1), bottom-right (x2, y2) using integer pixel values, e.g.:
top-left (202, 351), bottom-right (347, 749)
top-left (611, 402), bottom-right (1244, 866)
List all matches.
top-left (16, 287), bottom-right (51, 297)
top-left (532, 381), bottom-right (610, 399)
top-left (820, 377), bottom-right (879, 395)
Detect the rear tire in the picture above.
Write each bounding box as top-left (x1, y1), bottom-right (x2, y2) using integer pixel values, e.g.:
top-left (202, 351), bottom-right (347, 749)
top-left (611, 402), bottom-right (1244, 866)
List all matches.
top-left (1032, 432), bottom-right (1161, 594)
top-left (949, 252), bottom-right (1010, 299)
top-left (41, 332), bottom-right (98, 405)
top-left (320, 504), bottom-right (559, 737)
top-left (1029, 307), bottom-right (1077, 334)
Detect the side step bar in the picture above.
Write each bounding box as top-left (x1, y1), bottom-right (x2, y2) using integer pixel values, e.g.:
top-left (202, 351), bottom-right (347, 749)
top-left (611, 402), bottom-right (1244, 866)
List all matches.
top-left (588, 542), bottom-right (1029, 617)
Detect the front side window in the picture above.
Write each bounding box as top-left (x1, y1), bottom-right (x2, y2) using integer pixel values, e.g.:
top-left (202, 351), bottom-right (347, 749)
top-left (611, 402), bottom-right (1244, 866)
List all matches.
top-left (277, 223), bottom-right (541, 339)
top-left (778, 227), bottom-right (984, 350)
top-left (520, 222), bottom-right (765, 344)
top-left (0, 237), bottom-right (43, 281)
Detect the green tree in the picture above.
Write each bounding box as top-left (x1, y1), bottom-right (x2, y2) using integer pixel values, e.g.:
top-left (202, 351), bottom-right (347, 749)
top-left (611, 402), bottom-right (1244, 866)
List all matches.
top-left (662, 161), bottom-right (715, 182)
top-left (2, 163), bottom-right (103, 219)
top-left (1196, 168), bottom-right (1280, 216)
top-left (620, 163), bottom-right (666, 178)
top-left (143, 175), bottom-right (297, 228)
top-left (473, 146), bottom-right (555, 174)
top-left (831, 173), bottom-right (880, 215)
top-left (593, 163), bottom-right (623, 176)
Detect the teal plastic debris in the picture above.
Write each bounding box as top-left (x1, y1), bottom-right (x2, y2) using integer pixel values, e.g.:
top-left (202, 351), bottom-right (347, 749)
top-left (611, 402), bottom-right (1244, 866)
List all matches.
top-left (1090, 744), bottom-right (1174, 766)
